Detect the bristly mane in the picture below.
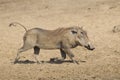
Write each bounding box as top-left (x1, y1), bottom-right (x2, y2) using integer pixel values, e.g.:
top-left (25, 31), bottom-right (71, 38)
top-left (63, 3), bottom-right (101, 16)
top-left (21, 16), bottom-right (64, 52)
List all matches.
top-left (51, 26), bottom-right (81, 36)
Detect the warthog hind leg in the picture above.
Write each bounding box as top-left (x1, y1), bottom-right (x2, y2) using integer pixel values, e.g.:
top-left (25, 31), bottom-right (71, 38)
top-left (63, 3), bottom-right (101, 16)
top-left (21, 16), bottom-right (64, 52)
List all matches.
top-left (14, 46), bottom-right (32, 64)
top-left (34, 46), bottom-right (41, 64)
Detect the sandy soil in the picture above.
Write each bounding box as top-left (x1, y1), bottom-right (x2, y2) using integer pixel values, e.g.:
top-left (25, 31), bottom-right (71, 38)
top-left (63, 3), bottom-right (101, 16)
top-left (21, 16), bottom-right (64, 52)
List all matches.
top-left (0, 0), bottom-right (120, 80)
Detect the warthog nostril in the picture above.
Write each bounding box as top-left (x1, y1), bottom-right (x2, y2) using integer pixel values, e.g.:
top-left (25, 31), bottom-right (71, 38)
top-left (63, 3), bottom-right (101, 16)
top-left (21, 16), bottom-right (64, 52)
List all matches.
top-left (91, 47), bottom-right (95, 50)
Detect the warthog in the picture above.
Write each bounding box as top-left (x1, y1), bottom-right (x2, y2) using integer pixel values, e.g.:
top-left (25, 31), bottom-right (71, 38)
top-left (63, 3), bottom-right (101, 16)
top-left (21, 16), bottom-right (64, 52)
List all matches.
top-left (9, 22), bottom-right (95, 64)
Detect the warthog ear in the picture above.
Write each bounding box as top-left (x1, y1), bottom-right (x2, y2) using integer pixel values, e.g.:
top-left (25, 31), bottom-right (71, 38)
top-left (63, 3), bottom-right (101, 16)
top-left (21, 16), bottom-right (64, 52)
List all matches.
top-left (81, 26), bottom-right (84, 29)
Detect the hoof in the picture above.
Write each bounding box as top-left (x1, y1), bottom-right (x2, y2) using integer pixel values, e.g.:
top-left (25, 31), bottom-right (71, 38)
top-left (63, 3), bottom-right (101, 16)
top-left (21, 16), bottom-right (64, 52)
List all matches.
top-left (72, 60), bottom-right (79, 64)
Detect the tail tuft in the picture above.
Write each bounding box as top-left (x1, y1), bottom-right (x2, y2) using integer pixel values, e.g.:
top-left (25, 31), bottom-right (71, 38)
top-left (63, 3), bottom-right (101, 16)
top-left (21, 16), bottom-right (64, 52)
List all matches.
top-left (9, 22), bottom-right (27, 32)
top-left (9, 23), bottom-right (16, 27)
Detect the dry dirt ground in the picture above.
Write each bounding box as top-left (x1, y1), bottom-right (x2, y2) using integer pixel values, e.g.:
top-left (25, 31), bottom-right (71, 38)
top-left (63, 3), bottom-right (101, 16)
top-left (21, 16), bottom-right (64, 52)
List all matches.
top-left (0, 0), bottom-right (120, 80)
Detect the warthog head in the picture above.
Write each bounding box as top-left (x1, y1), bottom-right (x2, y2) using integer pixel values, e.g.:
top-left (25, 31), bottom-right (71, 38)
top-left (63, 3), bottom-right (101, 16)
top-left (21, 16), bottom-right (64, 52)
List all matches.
top-left (71, 26), bottom-right (95, 50)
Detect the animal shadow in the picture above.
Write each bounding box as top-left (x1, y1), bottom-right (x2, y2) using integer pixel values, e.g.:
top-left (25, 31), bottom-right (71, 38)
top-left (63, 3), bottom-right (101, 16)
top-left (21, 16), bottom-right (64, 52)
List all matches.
top-left (12, 60), bottom-right (36, 64)
top-left (46, 60), bottom-right (73, 64)
top-left (12, 60), bottom-right (74, 64)
top-left (12, 59), bottom-right (84, 64)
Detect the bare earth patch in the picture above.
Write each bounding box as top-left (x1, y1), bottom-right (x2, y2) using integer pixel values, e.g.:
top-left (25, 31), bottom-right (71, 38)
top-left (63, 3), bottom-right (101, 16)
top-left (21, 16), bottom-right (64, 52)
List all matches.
top-left (0, 0), bottom-right (120, 80)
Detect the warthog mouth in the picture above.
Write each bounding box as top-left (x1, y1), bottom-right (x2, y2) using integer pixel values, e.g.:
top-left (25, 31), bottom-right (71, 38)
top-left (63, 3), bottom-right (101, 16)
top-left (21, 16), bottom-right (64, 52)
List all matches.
top-left (85, 45), bottom-right (95, 50)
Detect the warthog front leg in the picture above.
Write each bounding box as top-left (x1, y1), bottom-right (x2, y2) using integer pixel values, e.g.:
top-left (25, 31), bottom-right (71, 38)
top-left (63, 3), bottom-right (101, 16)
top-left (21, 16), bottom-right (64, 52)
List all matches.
top-left (60, 48), bottom-right (66, 60)
top-left (51, 48), bottom-right (66, 62)
top-left (63, 48), bottom-right (79, 64)
top-left (50, 49), bottom-right (66, 62)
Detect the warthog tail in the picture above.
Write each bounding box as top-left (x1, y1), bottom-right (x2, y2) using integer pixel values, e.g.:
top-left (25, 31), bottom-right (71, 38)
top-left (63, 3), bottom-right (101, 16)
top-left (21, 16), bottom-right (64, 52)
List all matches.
top-left (9, 22), bottom-right (27, 32)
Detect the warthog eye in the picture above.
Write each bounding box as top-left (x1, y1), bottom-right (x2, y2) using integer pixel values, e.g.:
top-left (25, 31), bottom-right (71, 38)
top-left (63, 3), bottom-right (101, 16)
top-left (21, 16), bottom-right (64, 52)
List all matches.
top-left (71, 30), bottom-right (77, 34)
top-left (81, 32), bottom-right (84, 34)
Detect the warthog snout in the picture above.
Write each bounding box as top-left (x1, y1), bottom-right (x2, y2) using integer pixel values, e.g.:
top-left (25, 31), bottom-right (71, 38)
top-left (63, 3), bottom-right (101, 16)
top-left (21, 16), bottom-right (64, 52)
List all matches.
top-left (76, 27), bottom-right (95, 51)
top-left (85, 43), bottom-right (95, 50)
